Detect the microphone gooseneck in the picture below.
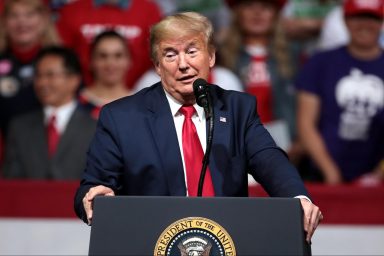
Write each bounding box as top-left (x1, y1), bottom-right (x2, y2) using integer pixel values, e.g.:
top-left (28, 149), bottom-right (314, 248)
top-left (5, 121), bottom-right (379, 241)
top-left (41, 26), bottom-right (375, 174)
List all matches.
top-left (193, 78), bottom-right (214, 197)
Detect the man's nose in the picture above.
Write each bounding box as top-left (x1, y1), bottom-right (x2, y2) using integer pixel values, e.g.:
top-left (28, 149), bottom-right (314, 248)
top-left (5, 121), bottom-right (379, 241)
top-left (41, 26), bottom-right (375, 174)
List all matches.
top-left (178, 54), bottom-right (189, 71)
top-left (34, 76), bottom-right (48, 87)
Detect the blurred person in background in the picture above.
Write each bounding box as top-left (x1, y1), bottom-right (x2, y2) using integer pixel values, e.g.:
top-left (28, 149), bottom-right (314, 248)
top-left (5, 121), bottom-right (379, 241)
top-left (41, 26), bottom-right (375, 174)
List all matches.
top-left (318, 0), bottom-right (384, 51)
top-left (281, 0), bottom-right (341, 55)
top-left (296, 0), bottom-right (384, 185)
top-left (317, 1), bottom-right (350, 51)
top-left (79, 30), bottom-right (131, 119)
top-left (2, 47), bottom-right (96, 179)
top-left (219, 0), bottom-right (303, 162)
top-left (0, 0), bottom-right (60, 139)
top-left (55, 0), bottom-right (162, 89)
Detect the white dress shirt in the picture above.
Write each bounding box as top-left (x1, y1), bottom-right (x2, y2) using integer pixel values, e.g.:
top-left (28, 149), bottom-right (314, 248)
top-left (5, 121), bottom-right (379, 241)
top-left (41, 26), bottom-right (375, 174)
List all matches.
top-left (44, 101), bottom-right (77, 134)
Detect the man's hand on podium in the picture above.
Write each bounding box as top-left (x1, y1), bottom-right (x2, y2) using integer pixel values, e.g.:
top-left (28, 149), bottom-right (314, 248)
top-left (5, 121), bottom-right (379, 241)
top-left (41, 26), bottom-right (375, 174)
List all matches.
top-left (83, 185), bottom-right (115, 225)
top-left (300, 198), bottom-right (323, 243)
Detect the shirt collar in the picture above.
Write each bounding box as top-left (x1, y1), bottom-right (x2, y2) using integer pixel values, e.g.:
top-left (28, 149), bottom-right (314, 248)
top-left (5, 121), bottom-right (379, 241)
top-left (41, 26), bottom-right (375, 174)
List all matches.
top-left (93, 0), bottom-right (131, 9)
top-left (44, 100), bottom-right (77, 124)
top-left (163, 88), bottom-right (205, 122)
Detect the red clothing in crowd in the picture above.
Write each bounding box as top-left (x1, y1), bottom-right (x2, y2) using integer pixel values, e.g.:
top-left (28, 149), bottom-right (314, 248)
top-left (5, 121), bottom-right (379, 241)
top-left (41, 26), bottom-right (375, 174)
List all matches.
top-left (245, 54), bottom-right (273, 124)
top-left (78, 91), bottom-right (103, 120)
top-left (56, 0), bottom-right (162, 88)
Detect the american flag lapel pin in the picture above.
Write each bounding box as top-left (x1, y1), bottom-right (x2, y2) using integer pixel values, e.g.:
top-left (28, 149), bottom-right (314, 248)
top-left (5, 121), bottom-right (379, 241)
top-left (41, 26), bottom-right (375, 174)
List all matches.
top-left (219, 116), bottom-right (227, 123)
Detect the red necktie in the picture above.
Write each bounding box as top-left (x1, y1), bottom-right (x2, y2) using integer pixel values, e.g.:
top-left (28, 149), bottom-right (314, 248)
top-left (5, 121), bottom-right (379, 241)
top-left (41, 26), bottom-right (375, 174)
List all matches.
top-left (180, 105), bottom-right (215, 197)
top-left (47, 115), bottom-right (60, 157)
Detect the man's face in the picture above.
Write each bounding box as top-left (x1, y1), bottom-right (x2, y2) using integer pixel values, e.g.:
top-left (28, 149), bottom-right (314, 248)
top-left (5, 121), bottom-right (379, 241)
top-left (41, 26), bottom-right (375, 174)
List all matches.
top-left (154, 33), bottom-right (215, 104)
top-left (237, 1), bottom-right (277, 37)
top-left (91, 37), bottom-right (130, 86)
top-left (5, 2), bottom-right (46, 48)
top-left (34, 55), bottom-right (79, 107)
top-left (345, 14), bottom-right (383, 49)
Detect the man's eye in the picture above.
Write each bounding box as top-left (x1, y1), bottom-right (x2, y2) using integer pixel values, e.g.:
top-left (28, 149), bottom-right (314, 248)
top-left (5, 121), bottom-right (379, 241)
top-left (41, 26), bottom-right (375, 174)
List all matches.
top-left (165, 52), bottom-right (177, 59)
top-left (187, 49), bottom-right (198, 55)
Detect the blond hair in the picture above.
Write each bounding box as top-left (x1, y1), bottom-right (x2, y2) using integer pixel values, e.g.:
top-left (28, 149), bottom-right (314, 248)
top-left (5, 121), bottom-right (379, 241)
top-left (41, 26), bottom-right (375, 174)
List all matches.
top-left (0, 0), bottom-right (60, 52)
top-left (150, 12), bottom-right (215, 63)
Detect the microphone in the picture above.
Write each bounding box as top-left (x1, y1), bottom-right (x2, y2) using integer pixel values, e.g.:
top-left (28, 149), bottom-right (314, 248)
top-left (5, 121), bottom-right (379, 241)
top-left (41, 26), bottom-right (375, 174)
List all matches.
top-left (193, 78), bottom-right (214, 197)
top-left (193, 78), bottom-right (210, 110)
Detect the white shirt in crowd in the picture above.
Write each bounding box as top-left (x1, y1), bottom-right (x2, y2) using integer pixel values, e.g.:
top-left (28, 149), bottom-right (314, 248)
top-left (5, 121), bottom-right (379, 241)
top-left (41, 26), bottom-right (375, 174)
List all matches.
top-left (43, 100), bottom-right (77, 134)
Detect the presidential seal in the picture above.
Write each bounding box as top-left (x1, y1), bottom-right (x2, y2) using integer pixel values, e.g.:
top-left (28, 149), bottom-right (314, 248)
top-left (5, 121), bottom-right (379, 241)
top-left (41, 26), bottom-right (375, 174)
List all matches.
top-left (154, 217), bottom-right (236, 256)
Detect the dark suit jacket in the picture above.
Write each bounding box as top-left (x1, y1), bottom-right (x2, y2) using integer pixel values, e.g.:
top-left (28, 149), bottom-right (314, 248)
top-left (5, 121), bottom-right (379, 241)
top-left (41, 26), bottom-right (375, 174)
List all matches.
top-left (2, 106), bottom-right (96, 179)
top-left (74, 83), bottom-right (308, 223)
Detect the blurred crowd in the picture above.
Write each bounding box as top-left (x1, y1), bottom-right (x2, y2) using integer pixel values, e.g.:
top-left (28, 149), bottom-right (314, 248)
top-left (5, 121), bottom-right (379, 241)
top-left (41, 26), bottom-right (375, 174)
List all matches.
top-left (0, 0), bottom-right (383, 186)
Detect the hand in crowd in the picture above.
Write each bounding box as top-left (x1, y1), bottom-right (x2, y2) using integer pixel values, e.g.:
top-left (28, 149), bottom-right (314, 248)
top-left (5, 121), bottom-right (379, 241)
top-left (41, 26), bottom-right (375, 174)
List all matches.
top-left (83, 185), bottom-right (115, 225)
top-left (323, 166), bottom-right (343, 185)
top-left (300, 198), bottom-right (323, 243)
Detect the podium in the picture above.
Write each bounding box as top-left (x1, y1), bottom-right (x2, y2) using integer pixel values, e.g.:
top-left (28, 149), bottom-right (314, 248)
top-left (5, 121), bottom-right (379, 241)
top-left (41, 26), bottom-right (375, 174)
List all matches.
top-left (89, 196), bottom-right (311, 255)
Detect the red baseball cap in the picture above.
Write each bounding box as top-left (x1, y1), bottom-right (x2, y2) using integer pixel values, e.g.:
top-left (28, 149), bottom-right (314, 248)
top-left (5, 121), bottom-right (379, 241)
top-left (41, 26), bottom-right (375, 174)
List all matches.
top-left (344, 0), bottom-right (384, 19)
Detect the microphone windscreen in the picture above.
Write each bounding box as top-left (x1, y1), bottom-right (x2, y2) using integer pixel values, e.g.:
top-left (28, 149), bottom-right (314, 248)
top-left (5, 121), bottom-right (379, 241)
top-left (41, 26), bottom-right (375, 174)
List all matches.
top-left (193, 78), bottom-right (208, 90)
top-left (193, 78), bottom-right (209, 108)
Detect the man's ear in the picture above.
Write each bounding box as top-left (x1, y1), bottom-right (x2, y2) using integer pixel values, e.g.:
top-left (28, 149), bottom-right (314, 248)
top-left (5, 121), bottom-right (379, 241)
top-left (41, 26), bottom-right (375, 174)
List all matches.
top-left (154, 61), bottom-right (161, 76)
top-left (209, 52), bottom-right (216, 68)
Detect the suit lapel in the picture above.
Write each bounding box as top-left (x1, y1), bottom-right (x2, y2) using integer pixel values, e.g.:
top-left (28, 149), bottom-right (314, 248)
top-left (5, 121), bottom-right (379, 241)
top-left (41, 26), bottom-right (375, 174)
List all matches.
top-left (55, 107), bottom-right (81, 157)
top-left (30, 111), bottom-right (50, 177)
top-left (145, 84), bottom-right (186, 196)
top-left (50, 108), bottom-right (78, 178)
top-left (207, 87), bottom-right (231, 196)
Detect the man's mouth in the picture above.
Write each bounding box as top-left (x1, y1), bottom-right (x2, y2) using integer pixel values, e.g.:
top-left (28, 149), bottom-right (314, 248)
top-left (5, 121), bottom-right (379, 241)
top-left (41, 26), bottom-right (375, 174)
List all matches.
top-left (177, 75), bottom-right (196, 82)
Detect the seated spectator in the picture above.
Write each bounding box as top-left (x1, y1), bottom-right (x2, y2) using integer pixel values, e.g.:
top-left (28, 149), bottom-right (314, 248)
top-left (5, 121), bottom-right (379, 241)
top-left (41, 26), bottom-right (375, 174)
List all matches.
top-left (79, 30), bottom-right (131, 119)
top-left (2, 47), bottom-right (96, 179)
top-left (0, 0), bottom-right (60, 138)
top-left (296, 0), bottom-right (384, 185)
top-left (55, 0), bottom-right (162, 88)
top-left (220, 0), bottom-right (302, 155)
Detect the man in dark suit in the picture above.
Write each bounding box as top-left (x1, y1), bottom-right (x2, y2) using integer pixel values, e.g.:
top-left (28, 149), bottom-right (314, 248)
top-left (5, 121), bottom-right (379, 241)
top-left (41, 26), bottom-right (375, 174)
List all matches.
top-left (2, 47), bottom-right (96, 179)
top-left (75, 12), bottom-right (322, 241)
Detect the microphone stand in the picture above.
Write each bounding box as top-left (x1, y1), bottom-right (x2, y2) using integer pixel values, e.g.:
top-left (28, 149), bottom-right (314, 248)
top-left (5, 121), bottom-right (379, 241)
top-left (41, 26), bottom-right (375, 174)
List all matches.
top-left (197, 92), bottom-right (214, 197)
